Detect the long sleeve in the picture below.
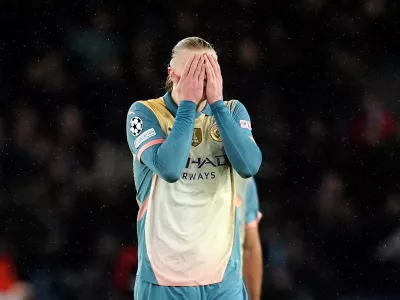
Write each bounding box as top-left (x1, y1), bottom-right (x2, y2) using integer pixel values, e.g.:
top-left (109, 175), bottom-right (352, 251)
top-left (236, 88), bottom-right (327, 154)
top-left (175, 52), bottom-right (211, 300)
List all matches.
top-left (126, 100), bottom-right (196, 182)
top-left (210, 100), bottom-right (262, 178)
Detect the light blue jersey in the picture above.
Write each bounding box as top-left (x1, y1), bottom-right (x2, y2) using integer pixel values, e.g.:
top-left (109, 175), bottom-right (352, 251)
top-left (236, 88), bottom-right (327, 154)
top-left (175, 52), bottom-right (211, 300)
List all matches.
top-left (126, 93), bottom-right (261, 299)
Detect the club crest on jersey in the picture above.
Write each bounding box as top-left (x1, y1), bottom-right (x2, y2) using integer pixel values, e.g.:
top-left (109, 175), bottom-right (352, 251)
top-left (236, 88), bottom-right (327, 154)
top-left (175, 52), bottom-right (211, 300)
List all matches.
top-left (192, 128), bottom-right (202, 147)
top-left (210, 124), bottom-right (221, 142)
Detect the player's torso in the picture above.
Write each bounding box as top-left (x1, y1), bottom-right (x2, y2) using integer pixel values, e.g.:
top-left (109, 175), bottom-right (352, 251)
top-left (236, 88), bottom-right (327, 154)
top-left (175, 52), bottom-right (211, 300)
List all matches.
top-left (138, 98), bottom-right (238, 285)
top-left (167, 114), bottom-right (232, 197)
top-left (141, 98), bottom-right (235, 204)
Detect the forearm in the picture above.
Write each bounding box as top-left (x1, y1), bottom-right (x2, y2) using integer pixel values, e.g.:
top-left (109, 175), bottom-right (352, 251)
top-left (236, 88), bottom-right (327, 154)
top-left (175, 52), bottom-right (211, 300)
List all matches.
top-left (141, 101), bottom-right (196, 182)
top-left (210, 100), bottom-right (262, 177)
top-left (243, 246), bottom-right (263, 300)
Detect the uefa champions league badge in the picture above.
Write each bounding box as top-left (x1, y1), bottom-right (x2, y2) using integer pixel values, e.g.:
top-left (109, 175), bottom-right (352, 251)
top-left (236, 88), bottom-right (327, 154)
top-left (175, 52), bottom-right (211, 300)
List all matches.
top-left (130, 117), bottom-right (143, 136)
top-left (210, 123), bottom-right (222, 142)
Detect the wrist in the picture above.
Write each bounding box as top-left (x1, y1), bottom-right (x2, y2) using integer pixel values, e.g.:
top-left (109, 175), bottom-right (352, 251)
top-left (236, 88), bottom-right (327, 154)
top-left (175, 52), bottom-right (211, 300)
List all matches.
top-left (181, 98), bottom-right (198, 104)
top-left (180, 100), bottom-right (198, 109)
top-left (209, 99), bottom-right (224, 109)
top-left (207, 97), bottom-right (223, 105)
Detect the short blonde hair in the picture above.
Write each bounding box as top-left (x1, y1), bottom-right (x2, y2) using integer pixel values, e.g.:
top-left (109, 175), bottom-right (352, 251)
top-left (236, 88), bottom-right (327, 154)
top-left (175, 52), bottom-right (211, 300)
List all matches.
top-left (165, 37), bottom-right (215, 92)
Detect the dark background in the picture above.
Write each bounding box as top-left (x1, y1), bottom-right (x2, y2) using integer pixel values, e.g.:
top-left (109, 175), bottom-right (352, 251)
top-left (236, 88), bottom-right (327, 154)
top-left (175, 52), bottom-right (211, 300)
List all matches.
top-left (1, 0), bottom-right (400, 299)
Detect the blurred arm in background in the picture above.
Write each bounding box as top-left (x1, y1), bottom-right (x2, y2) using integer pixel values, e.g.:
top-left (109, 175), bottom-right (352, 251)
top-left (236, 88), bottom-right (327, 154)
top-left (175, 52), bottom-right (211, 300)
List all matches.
top-left (242, 178), bottom-right (263, 300)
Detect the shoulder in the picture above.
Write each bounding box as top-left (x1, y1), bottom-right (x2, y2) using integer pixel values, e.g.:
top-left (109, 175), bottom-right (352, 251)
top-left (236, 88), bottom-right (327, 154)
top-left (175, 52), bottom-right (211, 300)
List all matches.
top-left (128, 97), bottom-right (165, 112)
top-left (223, 99), bottom-right (247, 113)
top-left (127, 97), bottom-right (166, 120)
top-left (224, 99), bottom-right (240, 110)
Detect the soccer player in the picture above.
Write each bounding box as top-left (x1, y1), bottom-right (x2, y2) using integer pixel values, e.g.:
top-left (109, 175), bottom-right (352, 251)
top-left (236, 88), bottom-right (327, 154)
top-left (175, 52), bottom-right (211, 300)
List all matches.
top-left (126, 37), bottom-right (262, 300)
top-left (236, 174), bottom-right (263, 300)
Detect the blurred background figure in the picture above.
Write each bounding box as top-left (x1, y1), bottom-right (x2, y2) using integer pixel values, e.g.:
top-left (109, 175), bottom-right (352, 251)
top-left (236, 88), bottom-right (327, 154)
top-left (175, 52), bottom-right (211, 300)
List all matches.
top-left (0, 252), bottom-right (33, 300)
top-left (113, 245), bottom-right (138, 300)
top-left (350, 93), bottom-right (397, 147)
top-left (2, 0), bottom-right (400, 299)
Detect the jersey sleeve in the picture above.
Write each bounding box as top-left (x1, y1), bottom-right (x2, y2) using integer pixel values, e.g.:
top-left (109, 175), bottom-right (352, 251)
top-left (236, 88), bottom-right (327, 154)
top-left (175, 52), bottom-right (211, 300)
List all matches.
top-left (126, 100), bottom-right (197, 183)
top-left (126, 102), bottom-right (166, 161)
top-left (245, 178), bottom-right (262, 228)
top-left (210, 100), bottom-right (262, 178)
top-left (230, 101), bottom-right (253, 138)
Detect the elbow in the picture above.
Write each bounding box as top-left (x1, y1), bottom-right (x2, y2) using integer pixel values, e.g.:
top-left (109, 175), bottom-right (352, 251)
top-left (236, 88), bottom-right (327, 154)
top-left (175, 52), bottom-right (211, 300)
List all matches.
top-left (238, 150), bottom-right (262, 178)
top-left (237, 164), bottom-right (260, 179)
top-left (238, 167), bottom-right (258, 179)
top-left (153, 156), bottom-right (182, 183)
top-left (160, 169), bottom-right (181, 183)
top-left (250, 148), bottom-right (263, 175)
top-left (238, 170), bottom-right (254, 179)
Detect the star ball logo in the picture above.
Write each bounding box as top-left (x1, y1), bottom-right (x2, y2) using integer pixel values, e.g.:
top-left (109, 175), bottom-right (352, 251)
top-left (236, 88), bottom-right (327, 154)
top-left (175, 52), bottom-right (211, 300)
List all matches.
top-left (210, 124), bottom-right (221, 142)
top-left (130, 117), bottom-right (143, 136)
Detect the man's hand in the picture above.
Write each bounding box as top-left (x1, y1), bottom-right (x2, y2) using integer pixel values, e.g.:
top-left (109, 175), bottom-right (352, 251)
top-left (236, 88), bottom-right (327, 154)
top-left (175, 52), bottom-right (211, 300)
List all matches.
top-left (170, 54), bottom-right (205, 104)
top-left (204, 54), bottom-right (223, 105)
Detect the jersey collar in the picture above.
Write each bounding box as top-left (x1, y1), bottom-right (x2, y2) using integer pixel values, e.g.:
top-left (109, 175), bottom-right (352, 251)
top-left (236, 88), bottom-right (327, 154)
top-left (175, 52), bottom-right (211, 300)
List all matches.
top-left (163, 92), bottom-right (212, 117)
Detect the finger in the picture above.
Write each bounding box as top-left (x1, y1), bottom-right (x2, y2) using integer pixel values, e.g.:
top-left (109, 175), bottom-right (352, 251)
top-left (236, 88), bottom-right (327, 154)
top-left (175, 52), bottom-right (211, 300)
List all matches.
top-left (207, 54), bottom-right (221, 75)
top-left (194, 56), bottom-right (205, 80)
top-left (213, 56), bottom-right (222, 74)
top-left (199, 62), bottom-right (205, 82)
top-left (208, 54), bottom-right (220, 76)
top-left (188, 54), bottom-right (201, 77)
top-left (204, 58), bottom-right (215, 81)
top-left (204, 55), bottom-right (215, 79)
top-left (182, 55), bottom-right (195, 78)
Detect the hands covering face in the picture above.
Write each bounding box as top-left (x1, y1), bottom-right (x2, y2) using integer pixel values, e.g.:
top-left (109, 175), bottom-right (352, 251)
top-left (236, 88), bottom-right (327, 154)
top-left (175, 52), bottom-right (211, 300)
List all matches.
top-left (170, 53), bottom-right (223, 104)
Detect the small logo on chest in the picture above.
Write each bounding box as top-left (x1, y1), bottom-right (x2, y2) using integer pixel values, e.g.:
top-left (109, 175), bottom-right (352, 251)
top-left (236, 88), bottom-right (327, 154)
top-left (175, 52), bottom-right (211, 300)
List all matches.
top-left (192, 128), bottom-right (202, 147)
top-left (210, 124), bottom-right (222, 142)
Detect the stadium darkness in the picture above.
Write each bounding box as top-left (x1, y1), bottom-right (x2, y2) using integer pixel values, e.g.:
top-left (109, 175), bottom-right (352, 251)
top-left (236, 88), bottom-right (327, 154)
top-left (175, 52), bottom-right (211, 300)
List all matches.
top-left (1, 0), bottom-right (400, 299)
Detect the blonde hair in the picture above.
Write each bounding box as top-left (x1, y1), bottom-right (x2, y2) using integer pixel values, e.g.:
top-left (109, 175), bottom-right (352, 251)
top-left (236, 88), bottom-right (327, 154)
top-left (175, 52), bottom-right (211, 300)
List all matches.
top-left (165, 37), bottom-right (215, 92)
